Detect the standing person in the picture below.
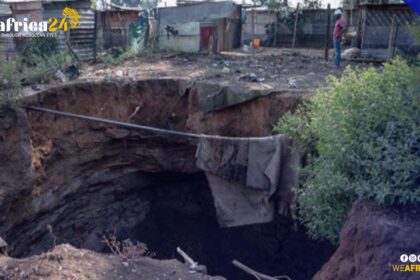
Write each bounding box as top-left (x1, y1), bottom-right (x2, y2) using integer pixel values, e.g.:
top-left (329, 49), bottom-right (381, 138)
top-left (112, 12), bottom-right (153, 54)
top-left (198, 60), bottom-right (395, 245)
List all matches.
top-left (333, 9), bottom-right (346, 68)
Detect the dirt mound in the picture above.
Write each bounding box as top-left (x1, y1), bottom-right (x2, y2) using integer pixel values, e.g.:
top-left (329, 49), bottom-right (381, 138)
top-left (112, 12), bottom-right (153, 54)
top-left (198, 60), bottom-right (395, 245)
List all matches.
top-left (314, 201), bottom-right (420, 280)
top-left (0, 244), bottom-right (224, 280)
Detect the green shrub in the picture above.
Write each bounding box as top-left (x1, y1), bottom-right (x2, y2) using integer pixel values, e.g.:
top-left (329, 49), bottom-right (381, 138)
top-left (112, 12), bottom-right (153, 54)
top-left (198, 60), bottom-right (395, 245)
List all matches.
top-left (20, 37), bottom-right (59, 66)
top-left (274, 58), bottom-right (420, 244)
top-left (0, 57), bottom-right (22, 106)
top-left (21, 51), bottom-right (73, 84)
top-left (17, 37), bottom-right (73, 84)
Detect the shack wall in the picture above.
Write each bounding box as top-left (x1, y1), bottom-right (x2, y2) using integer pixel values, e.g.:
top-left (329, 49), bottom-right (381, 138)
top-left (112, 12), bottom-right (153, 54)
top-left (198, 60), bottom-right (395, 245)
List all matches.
top-left (360, 4), bottom-right (419, 59)
top-left (159, 21), bottom-right (200, 52)
top-left (157, 1), bottom-right (241, 52)
top-left (43, 0), bottom-right (96, 61)
top-left (0, 3), bottom-right (15, 60)
top-left (100, 10), bottom-right (139, 49)
top-left (242, 8), bottom-right (335, 48)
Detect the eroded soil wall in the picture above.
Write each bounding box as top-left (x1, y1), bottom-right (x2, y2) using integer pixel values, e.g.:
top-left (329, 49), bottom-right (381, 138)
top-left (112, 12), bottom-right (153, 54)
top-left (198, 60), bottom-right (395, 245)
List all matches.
top-left (0, 79), bottom-right (333, 279)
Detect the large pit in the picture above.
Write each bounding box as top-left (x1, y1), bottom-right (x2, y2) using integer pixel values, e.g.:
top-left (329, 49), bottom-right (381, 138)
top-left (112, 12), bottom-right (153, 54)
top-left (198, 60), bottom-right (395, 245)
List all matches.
top-left (0, 79), bottom-right (334, 279)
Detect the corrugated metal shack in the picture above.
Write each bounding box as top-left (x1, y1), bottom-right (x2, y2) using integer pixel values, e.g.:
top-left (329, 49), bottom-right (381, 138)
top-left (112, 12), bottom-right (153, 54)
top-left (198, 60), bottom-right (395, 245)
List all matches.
top-left (94, 0), bottom-right (142, 49)
top-left (42, 0), bottom-right (96, 61)
top-left (0, 3), bottom-right (14, 59)
top-left (242, 8), bottom-right (335, 48)
top-left (242, 7), bottom-right (276, 43)
top-left (358, 3), bottom-right (419, 60)
top-left (157, 1), bottom-right (242, 53)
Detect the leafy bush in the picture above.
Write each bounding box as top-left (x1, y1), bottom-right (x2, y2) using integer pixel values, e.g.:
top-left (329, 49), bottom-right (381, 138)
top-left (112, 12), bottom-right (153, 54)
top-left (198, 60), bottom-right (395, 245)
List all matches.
top-left (20, 37), bottom-right (59, 66)
top-left (274, 58), bottom-right (420, 243)
top-left (21, 51), bottom-right (73, 84)
top-left (0, 56), bottom-right (22, 106)
top-left (17, 37), bottom-right (74, 84)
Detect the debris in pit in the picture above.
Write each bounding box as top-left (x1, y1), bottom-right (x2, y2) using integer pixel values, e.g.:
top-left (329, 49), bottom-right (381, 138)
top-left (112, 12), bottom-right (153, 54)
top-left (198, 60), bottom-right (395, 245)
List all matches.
top-left (232, 260), bottom-right (291, 280)
top-left (0, 244), bottom-right (224, 280)
top-left (177, 247), bottom-right (207, 274)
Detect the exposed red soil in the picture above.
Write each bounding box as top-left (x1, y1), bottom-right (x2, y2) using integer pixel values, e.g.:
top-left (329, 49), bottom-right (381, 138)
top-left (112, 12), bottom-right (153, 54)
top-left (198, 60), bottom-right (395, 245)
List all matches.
top-left (314, 201), bottom-right (420, 280)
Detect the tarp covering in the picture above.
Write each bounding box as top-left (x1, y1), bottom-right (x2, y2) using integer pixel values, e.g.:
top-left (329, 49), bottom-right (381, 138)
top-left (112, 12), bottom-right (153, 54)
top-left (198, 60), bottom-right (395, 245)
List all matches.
top-left (196, 134), bottom-right (299, 227)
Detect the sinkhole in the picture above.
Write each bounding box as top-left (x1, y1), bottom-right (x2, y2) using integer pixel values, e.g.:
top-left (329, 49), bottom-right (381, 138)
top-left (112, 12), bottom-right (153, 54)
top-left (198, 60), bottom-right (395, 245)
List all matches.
top-left (0, 79), bottom-right (334, 279)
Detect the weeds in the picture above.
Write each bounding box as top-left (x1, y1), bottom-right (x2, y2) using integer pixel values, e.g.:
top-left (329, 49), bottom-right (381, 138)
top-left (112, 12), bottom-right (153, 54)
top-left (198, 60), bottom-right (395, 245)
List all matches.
top-left (21, 52), bottom-right (73, 84)
top-left (0, 36), bottom-right (75, 100)
top-left (0, 56), bottom-right (22, 107)
top-left (102, 48), bottom-right (139, 66)
top-left (102, 232), bottom-right (155, 259)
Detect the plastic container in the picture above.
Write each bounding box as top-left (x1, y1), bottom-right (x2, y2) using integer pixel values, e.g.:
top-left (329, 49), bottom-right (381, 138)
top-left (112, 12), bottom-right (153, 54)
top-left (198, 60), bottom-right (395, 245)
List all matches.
top-left (252, 38), bottom-right (261, 48)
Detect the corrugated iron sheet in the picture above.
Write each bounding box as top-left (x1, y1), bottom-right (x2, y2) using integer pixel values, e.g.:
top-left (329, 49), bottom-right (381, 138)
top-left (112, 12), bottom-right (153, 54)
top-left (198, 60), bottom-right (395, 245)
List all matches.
top-left (43, 1), bottom-right (95, 61)
top-left (361, 4), bottom-right (419, 59)
top-left (95, 0), bottom-right (144, 11)
top-left (159, 1), bottom-right (239, 25)
top-left (69, 7), bottom-right (95, 61)
top-left (0, 3), bottom-right (14, 59)
top-left (0, 3), bottom-right (12, 16)
top-left (365, 7), bottom-right (415, 26)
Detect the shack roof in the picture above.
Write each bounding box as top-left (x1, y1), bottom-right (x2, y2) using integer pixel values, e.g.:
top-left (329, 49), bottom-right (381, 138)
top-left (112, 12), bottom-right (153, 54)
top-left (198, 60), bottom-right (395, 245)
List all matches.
top-left (159, 1), bottom-right (240, 24)
top-left (94, 0), bottom-right (145, 11)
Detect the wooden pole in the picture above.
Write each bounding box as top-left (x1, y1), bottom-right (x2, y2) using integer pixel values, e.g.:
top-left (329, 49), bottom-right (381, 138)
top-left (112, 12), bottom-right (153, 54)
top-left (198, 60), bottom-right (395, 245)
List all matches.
top-left (232, 260), bottom-right (292, 280)
top-left (274, 11), bottom-right (278, 47)
top-left (251, 7), bottom-right (255, 57)
top-left (324, 3), bottom-right (331, 61)
top-left (387, 15), bottom-right (397, 61)
top-left (93, 11), bottom-right (97, 63)
top-left (292, 3), bottom-right (299, 49)
top-left (354, 5), bottom-right (363, 48)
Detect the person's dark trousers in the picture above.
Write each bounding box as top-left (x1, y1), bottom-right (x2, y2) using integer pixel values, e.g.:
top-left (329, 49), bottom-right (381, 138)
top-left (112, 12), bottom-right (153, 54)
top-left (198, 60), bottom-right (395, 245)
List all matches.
top-left (334, 39), bottom-right (341, 67)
